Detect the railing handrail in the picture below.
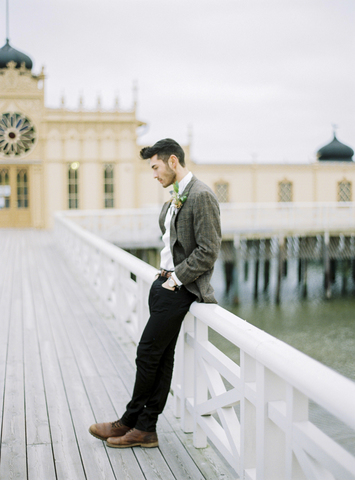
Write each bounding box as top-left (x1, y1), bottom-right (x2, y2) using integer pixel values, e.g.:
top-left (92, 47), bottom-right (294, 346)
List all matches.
top-left (189, 302), bottom-right (355, 430)
top-left (55, 212), bottom-right (157, 282)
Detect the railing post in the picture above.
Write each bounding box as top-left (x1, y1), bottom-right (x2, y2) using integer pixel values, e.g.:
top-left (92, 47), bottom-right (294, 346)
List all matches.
top-left (240, 351), bottom-right (257, 475)
top-left (256, 363), bottom-right (286, 480)
top-left (193, 316), bottom-right (208, 448)
top-left (172, 329), bottom-right (184, 418)
top-left (285, 386), bottom-right (308, 479)
top-left (180, 311), bottom-right (194, 433)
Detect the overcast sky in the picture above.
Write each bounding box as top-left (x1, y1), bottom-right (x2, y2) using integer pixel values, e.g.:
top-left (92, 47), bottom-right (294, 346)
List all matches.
top-left (3, 0), bottom-right (355, 163)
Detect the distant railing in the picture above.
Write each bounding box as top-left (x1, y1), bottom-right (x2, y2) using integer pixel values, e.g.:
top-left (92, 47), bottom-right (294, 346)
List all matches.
top-left (54, 211), bottom-right (355, 480)
top-left (59, 202), bottom-right (355, 247)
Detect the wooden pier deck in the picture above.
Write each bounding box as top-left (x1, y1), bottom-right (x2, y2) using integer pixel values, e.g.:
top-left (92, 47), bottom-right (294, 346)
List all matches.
top-left (0, 229), bottom-right (235, 480)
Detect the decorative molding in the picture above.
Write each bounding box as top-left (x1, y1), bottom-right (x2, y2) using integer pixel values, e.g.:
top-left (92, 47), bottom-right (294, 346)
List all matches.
top-left (0, 63), bottom-right (44, 94)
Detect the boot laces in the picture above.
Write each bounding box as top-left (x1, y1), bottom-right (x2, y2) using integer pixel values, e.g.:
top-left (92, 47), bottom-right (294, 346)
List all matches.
top-left (111, 419), bottom-right (122, 428)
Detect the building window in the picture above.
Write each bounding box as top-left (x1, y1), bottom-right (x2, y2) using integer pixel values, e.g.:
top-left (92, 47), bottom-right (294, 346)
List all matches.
top-left (215, 182), bottom-right (229, 203)
top-left (0, 168), bottom-right (10, 208)
top-left (68, 162), bottom-right (79, 209)
top-left (104, 164), bottom-right (114, 208)
top-left (338, 180), bottom-right (352, 202)
top-left (278, 180), bottom-right (293, 202)
top-left (17, 169), bottom-right (29, 208)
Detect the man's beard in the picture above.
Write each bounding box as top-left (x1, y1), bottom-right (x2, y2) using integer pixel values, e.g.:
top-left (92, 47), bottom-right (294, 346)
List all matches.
top-left (164, 165), bottom-right (176, 187)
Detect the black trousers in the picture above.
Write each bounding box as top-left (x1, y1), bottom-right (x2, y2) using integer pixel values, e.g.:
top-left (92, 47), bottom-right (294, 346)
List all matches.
top-left (120, 275), bottom-right (196, 432)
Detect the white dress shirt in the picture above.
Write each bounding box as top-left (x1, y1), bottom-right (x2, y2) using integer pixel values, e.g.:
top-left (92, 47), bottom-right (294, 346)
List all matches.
top-left (160, 171), bottom-right (193, 285)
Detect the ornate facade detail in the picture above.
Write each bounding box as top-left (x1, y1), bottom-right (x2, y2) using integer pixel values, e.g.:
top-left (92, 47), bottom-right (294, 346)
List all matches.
top-left (0, 62), bottom-right (43, 94)
top-left (0, 112), bottom-right (36, 158)
top-left (16, 99), bottom-right (43, 115)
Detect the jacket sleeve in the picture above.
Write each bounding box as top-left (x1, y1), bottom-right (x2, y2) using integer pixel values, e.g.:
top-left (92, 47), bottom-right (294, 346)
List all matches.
top-left (174, 190), bottom-right (221, 285)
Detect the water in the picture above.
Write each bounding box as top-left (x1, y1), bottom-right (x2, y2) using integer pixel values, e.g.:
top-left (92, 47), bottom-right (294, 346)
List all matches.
top-left (210, 258), bottom-right (355, 454)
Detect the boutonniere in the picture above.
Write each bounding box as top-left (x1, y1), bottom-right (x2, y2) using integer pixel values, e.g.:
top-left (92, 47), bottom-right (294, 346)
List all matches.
top-left (170, 181), bottom-right (188, 210)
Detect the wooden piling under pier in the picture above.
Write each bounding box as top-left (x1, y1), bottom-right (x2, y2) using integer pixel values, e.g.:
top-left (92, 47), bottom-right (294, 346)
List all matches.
top-left (220, 233), bottom-right (355, 302)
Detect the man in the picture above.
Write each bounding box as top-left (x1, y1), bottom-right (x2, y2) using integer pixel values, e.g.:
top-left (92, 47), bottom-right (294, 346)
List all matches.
top-left (89, 138), bottom-right (221, 448)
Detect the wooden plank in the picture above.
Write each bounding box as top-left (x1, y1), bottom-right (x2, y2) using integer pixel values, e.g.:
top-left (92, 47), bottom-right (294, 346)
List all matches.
top-left (105, 448), bottom-right (146, 480)
top-left (133, 447), bottom-right (176, 480)
top-left (158, 432), bottom-right (206, 480)
top-left (0, 230), bottom-right (15, 434)
top-left (22, 235), bottom-right (52, 446)
top-left (0, 234), bottom-right (27, 480)
top-left (27, 444), bottom-right (56, 480)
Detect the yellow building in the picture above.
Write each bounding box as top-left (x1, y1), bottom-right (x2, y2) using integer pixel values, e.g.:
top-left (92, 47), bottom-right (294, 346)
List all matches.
top-left (1, 40), bottom-right (354, 229)
top-left (0, 40), bottom-right (145, 228)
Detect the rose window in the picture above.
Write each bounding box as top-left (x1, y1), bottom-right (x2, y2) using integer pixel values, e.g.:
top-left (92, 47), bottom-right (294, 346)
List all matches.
top-left (0, 112), bottom-right (36, 157)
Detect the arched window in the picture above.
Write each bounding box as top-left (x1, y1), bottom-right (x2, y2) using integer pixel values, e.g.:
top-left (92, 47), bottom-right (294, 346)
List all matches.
top-left (338, 180), bottom-right (352, 202)
top-left (17, 169), bottom-right (29, 208)
top-left (68, 162), bottom-right (79, 209)
top-left (215, 181), bottom-right (229, 203)
top-left (278, 180), bottom-right (293, 202)
top-left (104, 165), bottom-right (114, 208)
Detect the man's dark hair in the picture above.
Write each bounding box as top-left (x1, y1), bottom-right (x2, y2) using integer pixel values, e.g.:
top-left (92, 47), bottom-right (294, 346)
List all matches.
top-left (140, 138), bottom-right (185, 167)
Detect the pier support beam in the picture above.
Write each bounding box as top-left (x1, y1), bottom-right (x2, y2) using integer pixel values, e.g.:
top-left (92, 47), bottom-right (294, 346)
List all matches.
top-left (323, 232), bottom-right (331, 299)
top-left (254, 259), bottom-right (260, 300)
top-left (283, 260), bottom-right (288, 277)
top-left (341, 260), bottom-right (350, 294)
top-left (276, 236), bottom-right (284, 304)
top-left (302, 260), bottom-right (308, 298)
top-left (244, 260), bottom-right (249, 281)
top-left (330, 259), bottom-right (337, 283)
top-left (224, 261), bottom-right (234, 295)
top-left (233, 235), bottom-right (241, 304)
top-left (264, 259), bottom-right (270, 292)
top-left (298, 259), bottom-right (302, 284)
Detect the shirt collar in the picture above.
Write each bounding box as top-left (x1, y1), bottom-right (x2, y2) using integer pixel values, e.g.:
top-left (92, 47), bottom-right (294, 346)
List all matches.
top-left (178, 171), bottom-right (193, 195)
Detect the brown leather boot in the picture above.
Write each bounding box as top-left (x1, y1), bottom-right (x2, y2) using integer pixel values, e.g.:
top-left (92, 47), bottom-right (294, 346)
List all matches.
top-left (106, 428), bottom-right (159, 448)
top-left (89, 419), bottom-right (130, 441)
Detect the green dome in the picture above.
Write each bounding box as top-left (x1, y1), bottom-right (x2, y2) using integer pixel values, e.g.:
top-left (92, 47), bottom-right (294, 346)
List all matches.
top-left (317, 134), bottom-right (354, 162)
top-left (0, 39), bottom-right (33, 69)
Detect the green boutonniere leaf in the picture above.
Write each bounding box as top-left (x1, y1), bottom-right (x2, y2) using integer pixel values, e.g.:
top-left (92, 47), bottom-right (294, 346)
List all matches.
top-left (170, 182), bottom-right (188, 209)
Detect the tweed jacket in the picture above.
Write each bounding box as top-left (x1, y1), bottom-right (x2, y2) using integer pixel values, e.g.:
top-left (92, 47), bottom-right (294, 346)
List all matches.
top-left (159, 175), bottom-right (221, 303)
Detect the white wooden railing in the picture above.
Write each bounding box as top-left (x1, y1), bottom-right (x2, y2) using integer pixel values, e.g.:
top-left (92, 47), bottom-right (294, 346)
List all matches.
top-left (54, 211), bottom-right (355, 480)
top-left (59, 202), bottom-right (355, 247)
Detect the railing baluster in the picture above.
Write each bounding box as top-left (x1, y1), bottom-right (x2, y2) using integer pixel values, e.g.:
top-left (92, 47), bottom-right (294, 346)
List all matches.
top-left (193, 316), bottom-right (208, 448)
top-left (181, 312), bottom-right (194, 433)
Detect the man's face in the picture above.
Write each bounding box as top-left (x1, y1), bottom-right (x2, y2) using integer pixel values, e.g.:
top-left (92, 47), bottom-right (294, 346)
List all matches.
top-left (150, 154), bottom-right (176, 188)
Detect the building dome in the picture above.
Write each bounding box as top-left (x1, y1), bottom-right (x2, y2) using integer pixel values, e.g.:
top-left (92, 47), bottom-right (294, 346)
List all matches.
top-left (0, 39), bottom-right (33, 69)
top-left (317, 133), bottom-right (354, 162)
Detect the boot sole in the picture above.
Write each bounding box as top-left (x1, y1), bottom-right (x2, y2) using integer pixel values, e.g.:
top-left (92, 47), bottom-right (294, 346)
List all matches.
top-left (106, 441), bottom-right (159, 448)
top-left (88, 428), bottom-right (107, 441)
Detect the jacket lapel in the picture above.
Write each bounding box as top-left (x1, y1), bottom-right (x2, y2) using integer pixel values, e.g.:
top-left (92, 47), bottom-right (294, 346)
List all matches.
top-left (171, 175), bottom-right (197, 235)
top-left (159, 201), bottom-right (171, 235)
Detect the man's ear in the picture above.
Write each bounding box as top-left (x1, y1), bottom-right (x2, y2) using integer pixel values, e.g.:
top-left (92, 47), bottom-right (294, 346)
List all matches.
top-left (169, 155), bottom-right (178, 170)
